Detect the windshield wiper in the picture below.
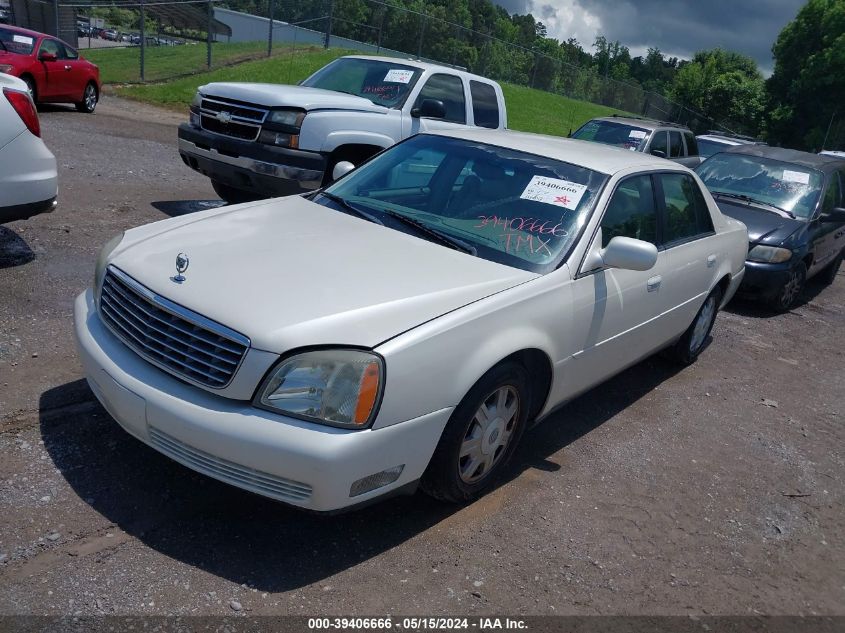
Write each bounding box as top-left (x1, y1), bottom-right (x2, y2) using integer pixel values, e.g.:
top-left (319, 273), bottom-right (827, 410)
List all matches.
top-left (711, 191), bottom-right (796, 219)
top-left (319, 192), bottom-right (384, 225)
top-left (381, 209), bottom-right (477, 255)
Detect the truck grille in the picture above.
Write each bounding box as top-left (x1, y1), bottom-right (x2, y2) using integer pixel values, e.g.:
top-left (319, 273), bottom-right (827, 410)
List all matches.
top-left (199, 96), bottom-right (268, 141)
top-left (99, 267), bottom-right (249, 389)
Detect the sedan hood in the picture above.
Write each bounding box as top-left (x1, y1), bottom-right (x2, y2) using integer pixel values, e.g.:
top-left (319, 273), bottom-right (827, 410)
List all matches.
top-left (199, 82), bottom-right (387, 113)
top-left (110, 197), bottom-right (536, 352)
top-left (713, 199), bottom-right (803, 245)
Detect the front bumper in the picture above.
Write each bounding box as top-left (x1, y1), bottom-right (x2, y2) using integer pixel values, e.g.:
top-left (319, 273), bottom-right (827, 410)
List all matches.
top-left (737, 259), bottom-right (793, 300)
top-left (74, 289), bottom-right (452, 512)
top-left (177, 124), bottom-right (325, 196)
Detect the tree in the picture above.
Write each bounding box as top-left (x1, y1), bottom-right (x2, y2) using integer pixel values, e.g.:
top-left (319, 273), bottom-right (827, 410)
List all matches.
top-left (669, 48), bottom-right (765, 134)
top-left (767, 0), bottom-right (845, 150)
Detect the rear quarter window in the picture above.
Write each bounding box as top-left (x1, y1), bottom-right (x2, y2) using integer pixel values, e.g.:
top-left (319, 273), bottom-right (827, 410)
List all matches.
top-left (470, 80), bottom-right (499, 129)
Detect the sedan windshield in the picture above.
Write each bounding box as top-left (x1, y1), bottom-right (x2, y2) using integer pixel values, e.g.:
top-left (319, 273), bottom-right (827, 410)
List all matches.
top-left (321, 134), bottom-right (608, 273)
top-left (572, 120), bottom-right (650, 151)
top-left (696, 153), bottom-right (823, 218)
top-left (0, 27), bottom-right (35, 55)
top-left (300, 58), bottom-right (421, 108)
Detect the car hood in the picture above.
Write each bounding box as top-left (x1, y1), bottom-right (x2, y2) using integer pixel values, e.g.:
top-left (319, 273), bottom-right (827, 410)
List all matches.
top-left (110, 197), bottom-right (536, 352)
top-left (198, 82), bottom-right (387, 113)
top-left (712, 198), bottom-right (803, 245)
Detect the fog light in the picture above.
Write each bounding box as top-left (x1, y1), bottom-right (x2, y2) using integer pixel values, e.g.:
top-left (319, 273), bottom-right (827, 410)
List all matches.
top-left (349, 465), bottom-right (404, 497)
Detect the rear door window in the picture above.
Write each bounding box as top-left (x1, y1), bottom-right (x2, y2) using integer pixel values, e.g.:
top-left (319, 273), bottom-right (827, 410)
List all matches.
top-left (659, 173), bottom-right (714, 245)
top-left (669, 131), bottom-right (684, 158)
top-left (469, 80), bottom-right (499, 129)
top-left (683, 132), bottom-right (698, 156)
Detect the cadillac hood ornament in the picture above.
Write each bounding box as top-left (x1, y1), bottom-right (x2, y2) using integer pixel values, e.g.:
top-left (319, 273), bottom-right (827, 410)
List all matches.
top-left (171, 252), bottom-right (189, 283)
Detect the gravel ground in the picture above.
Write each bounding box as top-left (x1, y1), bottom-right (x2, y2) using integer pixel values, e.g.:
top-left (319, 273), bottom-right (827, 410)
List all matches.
top-left (0, 97), bottom-right (843, 618)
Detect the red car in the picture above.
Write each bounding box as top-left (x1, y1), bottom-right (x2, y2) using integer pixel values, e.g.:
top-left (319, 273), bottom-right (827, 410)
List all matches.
top-left (0, 24), bottom-right (100, 113)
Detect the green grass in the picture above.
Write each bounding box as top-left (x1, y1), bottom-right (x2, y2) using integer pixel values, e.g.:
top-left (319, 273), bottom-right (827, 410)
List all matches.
top-left (107, 46), bottom-right (629, 136)
top-left (84, 41), bottom-right (278, 84)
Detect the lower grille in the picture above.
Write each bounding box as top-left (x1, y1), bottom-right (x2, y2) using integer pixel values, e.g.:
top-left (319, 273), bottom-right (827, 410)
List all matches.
top-left (149, 427), bottom-right (313, 502)
top-left (99, 267), bottom-right (249, 389)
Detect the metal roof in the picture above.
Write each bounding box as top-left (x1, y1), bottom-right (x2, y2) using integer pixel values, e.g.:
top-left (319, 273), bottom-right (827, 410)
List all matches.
top-left (76, 0), bottom-right (231, 37)
top-left (724, 144), bottom-right (845, 172)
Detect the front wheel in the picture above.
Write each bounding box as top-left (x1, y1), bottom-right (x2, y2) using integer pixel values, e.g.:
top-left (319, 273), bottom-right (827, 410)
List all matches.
top-left (211, 179), bottom-right (261, 205)
top-left (75, 82), bottom-right (98, 113)
top-left (668, 286), bottom-right (722, 365)
top-left (421, 362), bottom-right (530, 503)
top-left (768, 261), bottom-right (806, 312)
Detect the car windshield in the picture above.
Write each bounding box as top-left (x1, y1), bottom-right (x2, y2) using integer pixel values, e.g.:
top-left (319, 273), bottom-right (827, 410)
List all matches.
top-left (572, 120), bottom-right (650, 151)
top-left (696, 153), bottom-right (823, 219)
top-left (321, 134), bottom-right (608, 273)
top-left (300, 58), bottom-right (422, 108)
top-left (0, 27), bottom-right (35, 55)
top-left (697, 138), bottom-right (734, 159)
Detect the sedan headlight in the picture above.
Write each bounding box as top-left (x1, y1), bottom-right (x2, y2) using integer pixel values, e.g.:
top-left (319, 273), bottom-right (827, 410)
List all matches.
top-left (93, 232), bottom-right (124, 304)
top-left (747, 244), bottom-right (792, 264)
top-left (256, 349), bottom-right (383, 428)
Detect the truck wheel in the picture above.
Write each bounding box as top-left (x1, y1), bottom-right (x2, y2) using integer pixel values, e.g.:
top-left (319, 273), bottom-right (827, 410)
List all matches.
top-left (420, 362), bottom-right (530, 503)
top-left (211, 180), bottom-right (260, 205)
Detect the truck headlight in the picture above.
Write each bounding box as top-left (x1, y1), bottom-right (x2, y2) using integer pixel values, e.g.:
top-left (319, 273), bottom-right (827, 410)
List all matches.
top-left (256, 349), bottom-right (383, 428)
top-left (747, 244), bottom-right (792, 264)
top-left (259, 109), bottom-right (305, 148)
top-left (189, 92), bottom-right (203, 127)
top-left (93, 232), bottom-right (124, 305)
top-left (266, 109), bottom-right (305, 128)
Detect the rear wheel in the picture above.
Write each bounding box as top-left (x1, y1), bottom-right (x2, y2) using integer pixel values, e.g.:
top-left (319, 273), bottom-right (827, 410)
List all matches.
top-left (768, 261), bottom-right (806, 312)
top-left (421, 362), bottom-right (530, 503)
top-left (668, 286), bottom-right (722, 365)
top-left (75, 82), bottom-right (98, 113)
top-left (211, 179), bottom-right (261, 205)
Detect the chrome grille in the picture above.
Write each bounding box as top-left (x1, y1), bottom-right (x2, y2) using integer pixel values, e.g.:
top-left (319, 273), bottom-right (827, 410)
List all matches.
top-left (149, 427), bottom-right (313, 502)
top-left (99, 267), bottom-right (249, 389)
top-left (199, 96), bottom-right (268, 141)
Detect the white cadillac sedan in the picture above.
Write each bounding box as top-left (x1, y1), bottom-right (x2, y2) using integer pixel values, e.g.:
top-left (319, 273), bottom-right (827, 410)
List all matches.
top-left (74, 129), bottom-right (747, 511)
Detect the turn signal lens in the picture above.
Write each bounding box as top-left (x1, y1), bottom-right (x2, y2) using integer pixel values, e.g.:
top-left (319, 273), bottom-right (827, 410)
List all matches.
top-left (4, 88), bottom-right (40, 137)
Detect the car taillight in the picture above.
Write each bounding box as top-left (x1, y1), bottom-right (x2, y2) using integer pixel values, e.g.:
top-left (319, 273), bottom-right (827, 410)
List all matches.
top-left (3, 87), bottom-right (40, 138)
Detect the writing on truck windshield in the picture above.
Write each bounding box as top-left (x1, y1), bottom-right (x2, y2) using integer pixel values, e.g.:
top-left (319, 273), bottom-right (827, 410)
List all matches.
top-left (301, 58), bottom-right (422, 108)
top-left (322, 135), bottom-right (608, 273)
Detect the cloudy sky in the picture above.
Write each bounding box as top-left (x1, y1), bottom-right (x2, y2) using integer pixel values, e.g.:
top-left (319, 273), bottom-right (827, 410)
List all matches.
top-left (493, 0), bottom-right (806, 74)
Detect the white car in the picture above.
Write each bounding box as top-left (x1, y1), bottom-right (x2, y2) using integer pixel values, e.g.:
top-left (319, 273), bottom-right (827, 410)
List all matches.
top-left (0, 73), bottom-right (57, 223)
top-left (820, 150), bottom-right (845, 158)
top-left (74, 129), bottom-right (747, 512)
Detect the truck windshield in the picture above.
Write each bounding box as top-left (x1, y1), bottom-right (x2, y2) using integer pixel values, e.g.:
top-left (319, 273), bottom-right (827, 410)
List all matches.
top-left (321, 134), bottom-right (608, 274)
top-left (572, 119), bottom-right (650, 151)
top-left (300, 58), bottom-right (422, 108)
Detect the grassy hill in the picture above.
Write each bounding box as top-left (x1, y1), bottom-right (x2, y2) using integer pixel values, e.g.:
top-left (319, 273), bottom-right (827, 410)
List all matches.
top-left (91, 45), bottom-right (627, 137)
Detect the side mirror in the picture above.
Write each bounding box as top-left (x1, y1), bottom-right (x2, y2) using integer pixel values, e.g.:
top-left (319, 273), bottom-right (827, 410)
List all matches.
top-left (331, 160), bottom-right (355, 181)
top-left (39, 52), bottom-right (57, 62)
top-left (650, 149), bottom-right (666, 158)
top-left (411, 99), bottom-right (446, 119)
top-left (600, 236), bottom-right (658, 271)
top-left (821, 207), bottom-right (845, 223)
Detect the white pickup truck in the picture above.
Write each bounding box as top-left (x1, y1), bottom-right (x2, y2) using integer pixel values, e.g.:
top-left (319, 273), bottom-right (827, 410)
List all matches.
top-left (177, 55), bottom-right (507, 203)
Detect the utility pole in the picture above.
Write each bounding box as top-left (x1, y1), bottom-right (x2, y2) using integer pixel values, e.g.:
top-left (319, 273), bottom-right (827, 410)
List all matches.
top-left (417, 15), bottom-right (426, 59)
top-left (822, 111), bottom-right (837, 150)
top-left (325, 0), bottom-right (333, 49)
top-left (267, 0), bottom-right (274, 57)
top-left (207, 0), bottom-right (212, 69)
top-left (53, 0), bottom-right (60, 38)
top-left (139, 0), bottom-right (145, 81)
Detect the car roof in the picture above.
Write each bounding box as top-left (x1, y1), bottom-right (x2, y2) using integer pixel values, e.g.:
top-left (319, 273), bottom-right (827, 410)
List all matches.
top-left (0, 23), bottom-right (46, 39)
top-left (724, 144), bottom-right (845, 172)
top-left (696, 135), bottom-right (748, 144)
top-left (342, 55), bottom-right (496, 84)
top-left (592, 115), bottom-right (691, 132)
top-left (426, 128), bottom-right (681, 175)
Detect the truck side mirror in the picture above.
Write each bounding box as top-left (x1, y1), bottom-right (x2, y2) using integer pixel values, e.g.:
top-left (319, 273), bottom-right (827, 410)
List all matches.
top-left (411, 99), bottom-right (446, 119)
top-left (331, 161), bottom-right (355, 181)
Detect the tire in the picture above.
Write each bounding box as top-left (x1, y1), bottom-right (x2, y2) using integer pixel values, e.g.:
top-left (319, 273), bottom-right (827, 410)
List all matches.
top-left (818, 250), bottom-right (843, 286)
top-left (421, 362), bottom-right (530, 503)
top-left (211, 179), bottom-right (261, 205)
top-left (668, 286), bottom-right (722, 366)
top-left (21, 76), bottom-right (37, 103)
top-left (768, 261), bottom-right (806, 312)
top-left (75, 82), bottom-right (98, 113)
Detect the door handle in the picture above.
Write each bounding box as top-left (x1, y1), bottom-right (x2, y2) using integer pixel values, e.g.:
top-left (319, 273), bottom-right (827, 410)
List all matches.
top-left (707, 254), bottom-right (717, 267)
top-left (647, 275), bottom-right (662, 292)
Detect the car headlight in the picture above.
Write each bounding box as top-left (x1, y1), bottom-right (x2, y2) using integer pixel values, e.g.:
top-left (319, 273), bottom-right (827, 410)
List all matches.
top-left (747, 244), bottom-right (792, 264)
top-left (266, 109), bottom-right (305, 128)
top-left (256, 349), bottom-right (383, 428)
top-left (93, 232), bottom-right (124, 304)
top-left (190, 92), bottom-right (202, 110)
